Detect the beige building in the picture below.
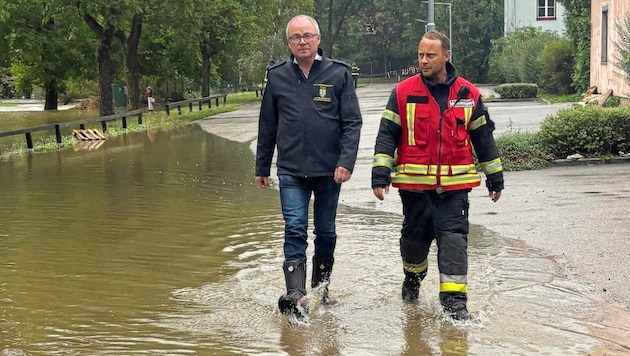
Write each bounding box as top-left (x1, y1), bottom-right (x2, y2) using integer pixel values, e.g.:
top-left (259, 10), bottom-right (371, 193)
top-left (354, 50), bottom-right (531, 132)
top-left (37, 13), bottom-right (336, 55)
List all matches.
top-left (591, 1), bottom-right (630, 103)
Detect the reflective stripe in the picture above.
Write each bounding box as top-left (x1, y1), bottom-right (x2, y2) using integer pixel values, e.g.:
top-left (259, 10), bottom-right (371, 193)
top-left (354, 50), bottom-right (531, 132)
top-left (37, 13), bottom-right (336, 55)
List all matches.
top-left (382, 109), bottom-right (401, 126)
top-left (480, 158), bottom-right (503, 174)
top-left (392, 174), bottom-right (437, 185)
top-left (464, 107), bottom-right (473, 126)
top-left (440, 174), bottom-right (481, 186)
top-left (440, 273), bottom-right (468, 293)
top-left (450, 164), bottom-right (477, 175)
top-left (373, 154), bottom-right (396, 170)
top-left (406, 103), bottom-right (416, 146)
top-left (403, 259), bottom-right (428, 273)
top-left (440, 282), bottom-right (468, 293)
top-left (469, 114), bottom-right (487, 131)
top-left (397, 164), bottom-right (476, 176)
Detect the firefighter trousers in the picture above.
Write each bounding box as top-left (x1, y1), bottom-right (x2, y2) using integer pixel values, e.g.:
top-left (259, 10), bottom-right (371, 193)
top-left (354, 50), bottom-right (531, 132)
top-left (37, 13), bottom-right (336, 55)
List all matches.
top-left (398, 189), bottom-right (470, 295)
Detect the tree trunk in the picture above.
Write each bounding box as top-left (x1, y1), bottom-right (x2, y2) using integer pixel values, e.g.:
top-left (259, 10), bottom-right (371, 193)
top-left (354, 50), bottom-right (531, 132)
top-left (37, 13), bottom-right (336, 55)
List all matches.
top-left (43, 78), bottom-right (58, 110)
top-left (83, 13), bottom-right (116, 117)
top-left (118, 14), bottom-right (143, 110)
top-left (96, 35), bottom-right (115, 117)
top-left (201, 41), bottom-right (210, 97)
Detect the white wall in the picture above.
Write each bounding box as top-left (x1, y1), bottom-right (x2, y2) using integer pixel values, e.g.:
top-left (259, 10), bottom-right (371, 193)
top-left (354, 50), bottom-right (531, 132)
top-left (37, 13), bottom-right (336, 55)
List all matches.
top-left (504, 0), bottom-right (566, 35)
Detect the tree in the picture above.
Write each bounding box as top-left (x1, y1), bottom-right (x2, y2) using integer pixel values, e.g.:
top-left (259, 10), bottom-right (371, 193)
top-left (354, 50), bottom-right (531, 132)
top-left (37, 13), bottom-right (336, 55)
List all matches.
top-left (557, 0), bottom-right (590, 93)
top-left (1, 1), bottom-right (94, 108)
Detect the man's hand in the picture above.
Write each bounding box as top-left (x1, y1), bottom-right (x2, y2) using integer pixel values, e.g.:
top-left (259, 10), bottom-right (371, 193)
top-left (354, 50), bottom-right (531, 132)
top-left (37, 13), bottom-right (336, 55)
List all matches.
top-left (489, 190), bottom-right (501, 202)
top-left (334, 166), bottom-right (352, 184)
top-left (373, 186), bottom-right (389, 201)
top-left (255, 176), bottom-right (270, 189)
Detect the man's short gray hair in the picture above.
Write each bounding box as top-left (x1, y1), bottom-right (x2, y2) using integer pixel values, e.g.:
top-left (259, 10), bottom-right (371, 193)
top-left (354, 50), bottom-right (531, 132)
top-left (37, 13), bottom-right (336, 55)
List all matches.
top-left (286, 15), bottom-right (321, 39)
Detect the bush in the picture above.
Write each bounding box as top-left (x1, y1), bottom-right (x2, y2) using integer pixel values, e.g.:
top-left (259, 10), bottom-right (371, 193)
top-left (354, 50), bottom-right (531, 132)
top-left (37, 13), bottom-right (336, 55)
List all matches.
top-left (495, 132), bottom-right (552, 171)
top-left (488, 26), bottom-right (560, 84)
top-left (537, 38), bottom-right (574, 95)
top-left (538, 106), bottom-right (630, 158)
top-left (494, 83), bottom-right (539, 99)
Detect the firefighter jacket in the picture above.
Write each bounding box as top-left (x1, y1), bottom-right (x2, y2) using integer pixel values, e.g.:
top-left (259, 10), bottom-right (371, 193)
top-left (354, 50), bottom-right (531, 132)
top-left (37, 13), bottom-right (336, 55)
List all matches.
top-left (372, 65), bottom-right (503, 192)
top-left (256, 49), bottom-right (363, 178)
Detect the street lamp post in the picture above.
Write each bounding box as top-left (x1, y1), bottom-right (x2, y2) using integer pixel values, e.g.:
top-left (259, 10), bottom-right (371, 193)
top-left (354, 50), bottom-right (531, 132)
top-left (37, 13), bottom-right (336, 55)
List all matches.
top-left (419, 1), bottom-right (453, 63)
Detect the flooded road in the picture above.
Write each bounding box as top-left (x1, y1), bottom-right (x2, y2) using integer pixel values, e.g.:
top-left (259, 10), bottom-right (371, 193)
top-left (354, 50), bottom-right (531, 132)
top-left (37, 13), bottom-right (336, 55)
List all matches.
top-left (0, 84), bottom-right (629, 354)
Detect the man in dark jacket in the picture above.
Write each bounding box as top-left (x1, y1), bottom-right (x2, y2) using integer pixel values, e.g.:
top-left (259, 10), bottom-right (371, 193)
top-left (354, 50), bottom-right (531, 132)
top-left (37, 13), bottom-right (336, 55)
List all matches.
top-left (372, 31), bottom-right (503, 321)
top-left (255, 14), bottom-right (362, 318)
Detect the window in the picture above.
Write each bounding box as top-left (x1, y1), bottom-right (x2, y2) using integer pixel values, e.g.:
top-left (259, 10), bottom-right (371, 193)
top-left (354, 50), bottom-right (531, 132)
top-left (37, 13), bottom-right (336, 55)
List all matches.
top-left (602, 5), bottom-right (608, 63)
top-left (537, 0), bottom-right (556, 19)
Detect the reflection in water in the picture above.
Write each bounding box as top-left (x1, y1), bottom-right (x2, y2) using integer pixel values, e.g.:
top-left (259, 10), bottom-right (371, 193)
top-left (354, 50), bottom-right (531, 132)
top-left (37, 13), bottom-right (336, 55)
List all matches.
top-left (0, 124), bottom-right (626, 354)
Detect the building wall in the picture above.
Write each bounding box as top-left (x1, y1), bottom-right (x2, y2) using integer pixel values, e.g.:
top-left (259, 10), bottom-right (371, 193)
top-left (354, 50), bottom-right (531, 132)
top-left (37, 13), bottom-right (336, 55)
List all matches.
top-left (591, 0), bottom-right (630, 100)
top-left (504, 0), bottom-right (566, 35)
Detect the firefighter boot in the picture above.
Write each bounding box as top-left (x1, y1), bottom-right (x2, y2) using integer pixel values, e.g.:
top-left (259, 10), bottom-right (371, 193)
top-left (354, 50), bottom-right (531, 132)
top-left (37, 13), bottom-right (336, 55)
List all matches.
top-left (402, 270), bottom-right (427, 301)
top-left (311, 255), bottom-right (337, 305)
top-left (440, 292), bottom-right (470, 321)
top-left (278, 259), bottom-right (308, 317)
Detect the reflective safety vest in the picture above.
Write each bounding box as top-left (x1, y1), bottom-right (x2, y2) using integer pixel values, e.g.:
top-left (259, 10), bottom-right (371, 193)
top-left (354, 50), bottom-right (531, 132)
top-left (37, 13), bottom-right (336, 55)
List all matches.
top-left (392, 76), bottom-right (481, 191)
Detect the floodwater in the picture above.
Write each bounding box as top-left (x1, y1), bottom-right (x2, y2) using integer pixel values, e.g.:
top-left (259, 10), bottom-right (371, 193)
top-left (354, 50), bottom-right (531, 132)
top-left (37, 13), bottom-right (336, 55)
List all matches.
top-left (0, 121), bottom-right (624, 354)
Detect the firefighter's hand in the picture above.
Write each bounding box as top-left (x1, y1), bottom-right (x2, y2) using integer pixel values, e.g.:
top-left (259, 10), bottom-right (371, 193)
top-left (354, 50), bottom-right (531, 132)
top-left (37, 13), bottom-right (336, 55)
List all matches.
top-left (334, 166), bottom-right (352, 183)
top-left (373, 186), bottom-right (389, 200)
top-left (489, 190), bottom-right (501, 202)
top-left (255, 176), bottom-right (270, 189)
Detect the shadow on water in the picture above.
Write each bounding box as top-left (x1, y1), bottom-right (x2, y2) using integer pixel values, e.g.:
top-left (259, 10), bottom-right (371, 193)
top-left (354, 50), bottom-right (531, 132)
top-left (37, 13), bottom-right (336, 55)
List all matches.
top-left (0, 123), bottom-right (628, 354)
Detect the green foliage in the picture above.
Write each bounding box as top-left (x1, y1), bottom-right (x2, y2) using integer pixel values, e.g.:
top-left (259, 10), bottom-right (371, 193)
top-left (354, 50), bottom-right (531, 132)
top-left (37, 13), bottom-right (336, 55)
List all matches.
top-left (613, 12), bottom-right (630, 82)
top-left (538, 106), bottom-right (630, 158)
top-left (494, 83), bottom-right (538, 99)
top-left (539, 92), bottom-right (581, 104)
top-left (448, 0), bottom-right (503, 83)
top-left (604, 96), bottom-right (621, 107)
top-left (488, 26), bottom-right (559, 84)
top-left (557, 0), bottom-right (590, 93)
top-left (495, 132), bottom-right (551, 171)
top-left (537, 37), bottom-right (574, 94)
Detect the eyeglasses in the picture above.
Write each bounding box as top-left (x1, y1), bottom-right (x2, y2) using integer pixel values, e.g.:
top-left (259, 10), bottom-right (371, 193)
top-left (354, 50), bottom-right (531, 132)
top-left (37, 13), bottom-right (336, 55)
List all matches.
top-left (288, 33), bottom-right (319, 44)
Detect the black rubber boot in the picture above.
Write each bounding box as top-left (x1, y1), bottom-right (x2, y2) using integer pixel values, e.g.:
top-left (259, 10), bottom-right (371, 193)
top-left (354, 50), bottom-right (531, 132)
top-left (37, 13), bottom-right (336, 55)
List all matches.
top-left (402, 270), bottom-right (427, 301)
top-left (440, 292), bottom-right (470, 321)
top-left (311, 255), bottom-right (336, 305)
top-left (278, 259), bottom-right (307, 317)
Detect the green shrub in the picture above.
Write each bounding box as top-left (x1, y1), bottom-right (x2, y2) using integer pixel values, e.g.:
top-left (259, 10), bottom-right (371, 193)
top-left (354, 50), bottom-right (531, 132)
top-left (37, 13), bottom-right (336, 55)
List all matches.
top-left (494, 83), bottom-right (539, 99)
top-left (537, 38), bottom-right (575, 95)
top-left (488, 26), bottom-right (560, 84)
top-left (538, 106), bottom-right (630, 158)
top-left (495, 132), bottom-right (552, 171)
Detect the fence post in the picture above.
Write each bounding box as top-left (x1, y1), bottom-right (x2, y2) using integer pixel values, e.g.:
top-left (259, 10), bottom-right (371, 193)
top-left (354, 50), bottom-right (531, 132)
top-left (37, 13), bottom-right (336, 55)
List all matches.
top-left (138, 112), bottom-right (143, 127)
top-left (25, 132), bottom-right (33, 150)
top-left (166, 104), bottom-right (171, 116)
top-left (55, 124), bottom-right (62, 146)
top-left (101, 120), bottom-right (107, 133)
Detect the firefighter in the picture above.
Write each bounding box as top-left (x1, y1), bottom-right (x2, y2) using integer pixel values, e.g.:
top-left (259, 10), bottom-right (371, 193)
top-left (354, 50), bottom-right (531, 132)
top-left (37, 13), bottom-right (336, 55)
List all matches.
top-left (371, 31), bottom-right (503, 321)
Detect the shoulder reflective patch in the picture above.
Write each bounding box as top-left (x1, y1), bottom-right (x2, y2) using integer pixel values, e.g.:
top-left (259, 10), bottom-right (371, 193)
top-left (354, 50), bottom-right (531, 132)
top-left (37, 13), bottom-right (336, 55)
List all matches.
top-left (449, 98), bottom-right (475, 108)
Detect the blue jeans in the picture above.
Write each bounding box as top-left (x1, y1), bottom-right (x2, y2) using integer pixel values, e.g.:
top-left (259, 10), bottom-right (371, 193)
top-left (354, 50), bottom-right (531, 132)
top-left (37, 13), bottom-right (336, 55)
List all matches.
top-left (278, 175), bottom-right (341, 263)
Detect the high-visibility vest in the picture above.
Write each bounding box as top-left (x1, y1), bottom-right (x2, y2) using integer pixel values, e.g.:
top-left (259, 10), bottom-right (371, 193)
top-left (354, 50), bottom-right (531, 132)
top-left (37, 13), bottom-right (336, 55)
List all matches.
top-left (392, 76), bottom-right (481, 191)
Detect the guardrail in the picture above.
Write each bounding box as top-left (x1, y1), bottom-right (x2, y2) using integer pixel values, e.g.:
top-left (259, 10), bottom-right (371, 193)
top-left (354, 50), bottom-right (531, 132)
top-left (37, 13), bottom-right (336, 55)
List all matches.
top-left (0, 109), bottom-right (143, 155)
top-left (165, 94), bottom-right (227, 115)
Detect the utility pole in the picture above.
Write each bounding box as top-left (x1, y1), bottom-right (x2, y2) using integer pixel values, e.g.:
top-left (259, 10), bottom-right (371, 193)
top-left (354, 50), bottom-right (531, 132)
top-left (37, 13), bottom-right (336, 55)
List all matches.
top-left (426, 0), bottom-right (435, 32)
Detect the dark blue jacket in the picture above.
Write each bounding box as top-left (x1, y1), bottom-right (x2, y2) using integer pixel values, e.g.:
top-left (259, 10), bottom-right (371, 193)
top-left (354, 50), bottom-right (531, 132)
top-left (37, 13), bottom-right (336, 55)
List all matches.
top-left (256, 49), bottom-right (362, 178)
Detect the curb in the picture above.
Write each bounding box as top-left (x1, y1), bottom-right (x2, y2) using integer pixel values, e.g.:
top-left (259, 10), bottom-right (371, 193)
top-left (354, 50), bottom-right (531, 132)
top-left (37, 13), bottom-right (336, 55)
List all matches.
top-left (550, 156), bottom-right (630, 166)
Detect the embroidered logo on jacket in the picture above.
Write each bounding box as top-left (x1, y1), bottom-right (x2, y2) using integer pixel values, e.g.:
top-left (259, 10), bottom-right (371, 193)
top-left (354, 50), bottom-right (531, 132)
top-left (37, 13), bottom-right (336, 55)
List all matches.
top-left (449, 98), bottom-right (474, 108)
top-left (314, 84), bottom-right (332, 102)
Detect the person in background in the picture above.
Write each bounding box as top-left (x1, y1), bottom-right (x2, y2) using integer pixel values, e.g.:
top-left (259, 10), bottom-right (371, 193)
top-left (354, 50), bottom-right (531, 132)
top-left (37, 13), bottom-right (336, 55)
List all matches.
top-left (255, 14), bottom-right (362, 318)
top-left (371, 30), bottom-right (503, 321)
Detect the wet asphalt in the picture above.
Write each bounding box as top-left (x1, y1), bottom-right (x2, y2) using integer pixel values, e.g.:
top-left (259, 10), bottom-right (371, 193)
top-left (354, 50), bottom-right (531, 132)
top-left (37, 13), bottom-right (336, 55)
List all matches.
top-left (196, 83), bottom-right (630, 353)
